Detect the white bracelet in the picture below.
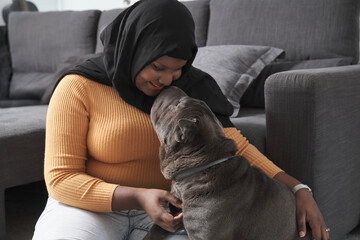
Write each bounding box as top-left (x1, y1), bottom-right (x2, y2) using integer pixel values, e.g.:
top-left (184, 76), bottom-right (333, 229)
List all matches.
top-left (292, 184), bottom-right (312, 195)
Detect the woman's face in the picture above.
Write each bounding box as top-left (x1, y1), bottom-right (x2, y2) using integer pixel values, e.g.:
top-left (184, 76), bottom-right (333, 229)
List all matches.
top-left (135, 55), bottom-right (187, 96)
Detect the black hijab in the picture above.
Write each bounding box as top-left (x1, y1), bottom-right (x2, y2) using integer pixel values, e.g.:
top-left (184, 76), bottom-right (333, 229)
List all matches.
top-left (62, 0), bottom-right (234, 127)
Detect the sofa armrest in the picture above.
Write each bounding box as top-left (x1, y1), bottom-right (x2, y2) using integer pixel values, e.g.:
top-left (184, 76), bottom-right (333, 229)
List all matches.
top-left (265, 65), bottom-right (360, 239)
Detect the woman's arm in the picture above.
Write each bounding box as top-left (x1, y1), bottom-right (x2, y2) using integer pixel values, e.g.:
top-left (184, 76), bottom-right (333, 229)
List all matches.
top-left (44, 75), bottom-right (118, 212)
top-left (224, 127), bottom-right (283, 177)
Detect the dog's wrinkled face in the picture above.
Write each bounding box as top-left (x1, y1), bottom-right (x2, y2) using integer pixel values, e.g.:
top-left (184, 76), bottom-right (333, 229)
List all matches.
top-left (150, 86), bottom-right (225, 149)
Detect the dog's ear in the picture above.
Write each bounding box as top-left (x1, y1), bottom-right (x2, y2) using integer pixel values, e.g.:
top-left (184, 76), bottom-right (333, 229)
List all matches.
top-left (175, 118), bottom-right (198, 143)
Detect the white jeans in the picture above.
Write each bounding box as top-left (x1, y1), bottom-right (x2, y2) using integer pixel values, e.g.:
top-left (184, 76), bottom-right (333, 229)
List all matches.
top-left (33, 197), bottom-right (188, 240)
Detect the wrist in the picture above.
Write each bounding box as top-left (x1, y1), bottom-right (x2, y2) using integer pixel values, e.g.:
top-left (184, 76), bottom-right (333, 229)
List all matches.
top-left (112, 186), bottom-right (145, 211)
top-left (273, 171), bottom-right (301, 190)
top-left (132, 187), bottom-right (148, 210)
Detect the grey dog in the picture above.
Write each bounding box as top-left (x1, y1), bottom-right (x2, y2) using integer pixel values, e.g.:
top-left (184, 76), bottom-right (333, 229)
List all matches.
top-left (145, 86), bottom-right (310, 240)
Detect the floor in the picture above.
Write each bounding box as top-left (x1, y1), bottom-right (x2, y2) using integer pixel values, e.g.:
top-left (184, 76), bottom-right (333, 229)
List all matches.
top-left (4, 181), bottom-right (360, 240)
top-left (5, 181), bottom-right (48, 240)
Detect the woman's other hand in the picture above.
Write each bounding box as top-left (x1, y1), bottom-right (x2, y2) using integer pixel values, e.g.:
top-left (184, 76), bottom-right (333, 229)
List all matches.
top-left (295, 189), bottom-right (329, 240)
top-left (274, 172), bottom-right (329, 240)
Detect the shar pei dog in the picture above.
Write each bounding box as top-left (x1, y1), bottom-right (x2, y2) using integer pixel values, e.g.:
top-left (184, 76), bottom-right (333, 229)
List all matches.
top-left (145, 86), bottom-right (310, 240)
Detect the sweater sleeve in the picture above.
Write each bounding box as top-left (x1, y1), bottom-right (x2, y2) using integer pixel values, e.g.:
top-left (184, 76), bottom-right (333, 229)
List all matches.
top-left (224, 127), bottom-right (283, 178)
top-left (44, 75), bottom-right (118, 212)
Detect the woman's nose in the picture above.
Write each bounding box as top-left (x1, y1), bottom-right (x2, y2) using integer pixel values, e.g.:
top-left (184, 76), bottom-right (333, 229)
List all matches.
top-left (159, 74), bottom-right (173, 86)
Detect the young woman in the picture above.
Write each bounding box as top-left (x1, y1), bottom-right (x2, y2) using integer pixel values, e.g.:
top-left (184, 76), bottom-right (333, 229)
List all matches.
top-left (33, 0), bottom-right (329, 239)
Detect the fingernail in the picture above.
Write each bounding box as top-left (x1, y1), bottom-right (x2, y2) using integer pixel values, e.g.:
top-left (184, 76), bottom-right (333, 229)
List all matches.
top-left (299, 231), bottom-right (306, 237)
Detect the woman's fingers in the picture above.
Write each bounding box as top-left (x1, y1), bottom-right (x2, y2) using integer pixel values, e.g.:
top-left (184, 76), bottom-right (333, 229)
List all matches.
top-left (296, 209), bottom-right (307, 238)
top-left (158, 210), bottom-right (182, 232)
top-left (307, 215), bottom-right (329, 240)
top-left (321, 226), bottom-right (330, 240)
top-left (152, 191), bottom-right (183, 232)
top-left (165, 192), bottom-right (183, 209)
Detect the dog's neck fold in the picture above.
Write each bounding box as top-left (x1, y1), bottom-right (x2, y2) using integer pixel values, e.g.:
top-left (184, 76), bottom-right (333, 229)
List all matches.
top-left (160, 136), bottom-right (238, 180)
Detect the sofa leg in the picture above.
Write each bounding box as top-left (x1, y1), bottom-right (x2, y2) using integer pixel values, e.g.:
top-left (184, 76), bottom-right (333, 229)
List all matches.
top-left (0, 188), bottom-right (6, 240)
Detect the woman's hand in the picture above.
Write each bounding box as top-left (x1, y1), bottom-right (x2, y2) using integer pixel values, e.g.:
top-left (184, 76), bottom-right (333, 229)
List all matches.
top-left (273, 172), bottom-right (329, 240)
top-left (112, 186), bottom-right (183, 232)
top-left (295, 189), bottom-right (329, 240)
top-left (137, 188), bottom-right (183, 232)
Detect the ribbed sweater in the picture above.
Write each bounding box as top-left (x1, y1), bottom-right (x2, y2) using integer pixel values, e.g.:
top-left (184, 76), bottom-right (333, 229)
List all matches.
top-left (44, 74), bottom-right (283, 212)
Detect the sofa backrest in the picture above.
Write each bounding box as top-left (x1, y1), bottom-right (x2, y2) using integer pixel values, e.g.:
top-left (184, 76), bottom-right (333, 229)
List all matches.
top-left (95, 0), bottom-right (210, 53)
top-left (8, 10), bottom-right (100, 99)
top-left (95, 8), bottom-right (124, 53)
top-left (207, 0), bottom-right (359, 64)
top-left (181, 0), bottom-right (209, 47)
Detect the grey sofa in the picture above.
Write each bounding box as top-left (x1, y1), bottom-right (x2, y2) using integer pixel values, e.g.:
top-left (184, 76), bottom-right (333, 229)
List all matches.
top-left (0, 0), bottom-right (359, 239)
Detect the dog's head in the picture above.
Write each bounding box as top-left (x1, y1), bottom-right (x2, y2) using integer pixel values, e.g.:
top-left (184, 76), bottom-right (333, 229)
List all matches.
top-left (151, 86), bottom-right (225, 148)
top-left (150, 86), bottom-right (228, 179)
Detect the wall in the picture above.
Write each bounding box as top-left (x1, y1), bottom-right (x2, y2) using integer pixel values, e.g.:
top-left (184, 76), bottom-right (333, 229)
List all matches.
top-left (0, 0), bottom-right (12, 26)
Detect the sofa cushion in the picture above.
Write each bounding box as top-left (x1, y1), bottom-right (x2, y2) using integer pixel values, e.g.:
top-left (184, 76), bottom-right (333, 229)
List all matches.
top-left (192, 45), bottom-right (283, 117)
top-left (230, 108), bottom-right (266, 154)
top-left (0, 99), bottom-right (40, 108)
top-left (0, 105), bottom-right (47, 186)
top-left (95, 0), bottom-right (210, 53)
top-left (8, 10), bottom-right (101, 99)
top-left (41, 53), bottom-right (101, 104)
top-left (241, 57), bottom-right (354, 108)
top-left (0, 26), bottom-right (11, 100)
top-left (207, 0), bottom-right (359, 63)
top-left (9, 72), bottom-right (53, 99)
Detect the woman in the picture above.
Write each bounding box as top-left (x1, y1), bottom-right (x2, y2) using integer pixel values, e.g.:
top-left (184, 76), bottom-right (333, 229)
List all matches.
top-left (33, 0), bottom-right (329, 239)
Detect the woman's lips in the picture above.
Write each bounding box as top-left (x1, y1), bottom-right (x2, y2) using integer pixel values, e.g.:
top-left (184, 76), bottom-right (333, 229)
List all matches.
top-left (149, 81), bottom-right (164, 90)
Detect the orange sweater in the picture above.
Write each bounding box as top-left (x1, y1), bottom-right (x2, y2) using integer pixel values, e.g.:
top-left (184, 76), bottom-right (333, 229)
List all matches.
top-left (44, 74), bottom-right (282, 212)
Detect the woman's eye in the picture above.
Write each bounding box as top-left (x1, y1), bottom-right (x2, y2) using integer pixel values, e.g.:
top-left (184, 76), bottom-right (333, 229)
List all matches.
top-left (152, 64), bottom-right (163, 71)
